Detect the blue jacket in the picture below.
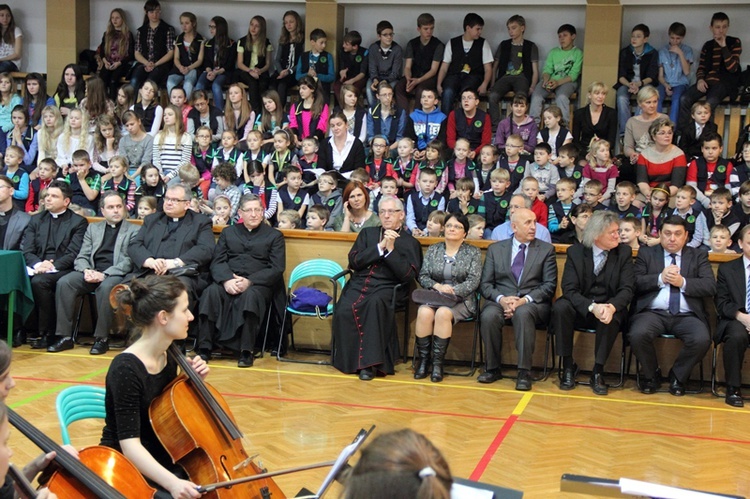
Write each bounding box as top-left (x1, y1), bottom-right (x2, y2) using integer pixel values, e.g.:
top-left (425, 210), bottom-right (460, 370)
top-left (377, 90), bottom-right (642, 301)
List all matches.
top-left (407, 107), bottom-right (447, 150)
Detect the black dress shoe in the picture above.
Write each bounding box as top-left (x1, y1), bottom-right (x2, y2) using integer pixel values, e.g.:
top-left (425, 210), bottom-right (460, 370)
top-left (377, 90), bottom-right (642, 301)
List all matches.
top-left (237, 351), bottom-right (254, 368)
top-left (477, 369), bottom-right (502, 384)
top-left (559, 363), bottom-right (579, 390)
top-left (726, 386), bottom-right (744, 408)
top-left (89, 339), bottom-right (109, 355)
top-left (590, 373), bottom-right (608, 396)
top-left (515, 370), bottom-right (532, 391)
top-left (668, 372), bottom-right (685, 396)
top-left (47, 337), bottom-right (74, 353)
top-left (197, 349), bottom-right (211, 363)
top-left (358, 367), bottom-right (374, 381)
top-left (30, 334), bottom-right (53, 350)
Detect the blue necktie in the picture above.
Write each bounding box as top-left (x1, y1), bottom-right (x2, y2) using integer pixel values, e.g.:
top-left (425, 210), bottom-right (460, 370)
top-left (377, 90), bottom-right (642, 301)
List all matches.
top-left (512, 244), bottom-right (526, 283)
top-left (668, 253), bottom-right (680, 315)
top-left (746, 264), bottom-right (750, 313)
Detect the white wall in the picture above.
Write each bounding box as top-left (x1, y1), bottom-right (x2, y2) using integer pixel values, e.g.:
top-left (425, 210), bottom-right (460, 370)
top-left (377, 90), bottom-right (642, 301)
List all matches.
top-left (12, 0), bottom-right (47, 73)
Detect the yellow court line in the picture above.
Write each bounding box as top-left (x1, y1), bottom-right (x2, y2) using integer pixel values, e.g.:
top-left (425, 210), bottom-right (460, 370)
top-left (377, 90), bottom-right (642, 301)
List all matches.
top-left (512, 393), bottom-right (533, 415)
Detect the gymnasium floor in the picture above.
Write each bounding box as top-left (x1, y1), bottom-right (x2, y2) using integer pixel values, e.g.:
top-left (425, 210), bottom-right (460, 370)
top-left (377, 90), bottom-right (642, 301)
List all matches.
top-left (8, 345), bottom-right (750, 498)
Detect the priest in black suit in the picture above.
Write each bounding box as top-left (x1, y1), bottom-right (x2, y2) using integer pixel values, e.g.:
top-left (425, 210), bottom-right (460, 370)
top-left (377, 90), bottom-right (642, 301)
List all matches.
top-left (714, 225), bottom-right (750, 407)
top-left (128, 183), bottom-right (214, 309)
top-left (197, 194), bottom-right (286, 368)
top-left (550, 211), bottom-right (634, 396)
top-left (21, 180), bottom-right (88, 347)
top-left (630, 215), bottom-right (715, 396)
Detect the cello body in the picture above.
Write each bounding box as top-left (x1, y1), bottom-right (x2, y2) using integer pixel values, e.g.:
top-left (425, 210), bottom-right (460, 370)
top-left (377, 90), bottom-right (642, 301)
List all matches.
top-left (45, 446), bottom-right (157, 499)
top-left (150, 374), bottom-right (286, 499)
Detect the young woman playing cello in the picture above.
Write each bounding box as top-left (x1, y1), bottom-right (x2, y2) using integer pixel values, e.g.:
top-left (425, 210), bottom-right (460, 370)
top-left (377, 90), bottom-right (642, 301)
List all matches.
top-left (100, 275), bottom-right (208, 499)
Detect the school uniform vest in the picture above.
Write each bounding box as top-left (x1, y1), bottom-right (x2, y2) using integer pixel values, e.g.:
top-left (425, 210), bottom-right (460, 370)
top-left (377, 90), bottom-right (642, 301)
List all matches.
top-left (311, 190), bottom-right (340, 213)
top-left (278, 42), bottom-right (304, 72)
top-left (408, 190), bottom-right (440, 230)
top-left (278, 186), bottom-right (306, 211)
top-left (350, 107), bottom-right (366, 140)
top-left (365, 158), bottom-right (392, 183)
top-left (454, 108), bottom-right (487, 151)
top-left (238, 36), bottom-right (271, 70)
top-left (269, 150), bottom-right (296, 184)
top-left (102, 177), bottom-right (133, 205)
top-left (394, 158), bottom-right (418, 181)
top-left (408, 37), bottom-right (442, 78)
top-left (135, 182), bottom-right (166, 212)
top-left (447, 37), bottom-right (485, 78)
top-left (557, 164), bottom-right (584, 189)
top-left (203, 37), bottom-right (235, 71)
top-left (446, 196), bottom-right (480, 216)
top-left (175, 32), bottom-right (205, 67)
top-left (298, 154), bottom-right (318, 184)
top-left (472, 166), bottom-right (496, 193)
top-left (300, 50), bottom-right (331, 75)
top-left (134, 102), bottom-right (158, 132)
top-left (609, 204), bottom-right (640, 218)
top-left (540, 128), bottom-right (568, 155)
top-left (499, 157), bottom-right (527, 193)
top-left (695, 157), bottom-right (730, 192)
top-left (482, 191), bottom-right (511, 229)
top-left (589, 268), bottom-right (610, 303)
top-left (369, 104), bottom-right (401, 145)
top-left (192, 147), bottom-right (212, 175)
top-left (551, 201), bottom-right (572, 225)
top-left (642, 203), bottom-right (669, 236)
top-left (217, 147), bottom-right (243, 168)
top-left (446, 158), bottom-right (476, 184)
top-left (294, 104), bottom-right (321, 140)
top-left (496, 39), bottom-right (535, 83)
top-left (734, 161), bottom-right (750, 187)
top-left (137, 20), bottom-right (174, 62)
top-left (671, 208), bottom-right (697, 240)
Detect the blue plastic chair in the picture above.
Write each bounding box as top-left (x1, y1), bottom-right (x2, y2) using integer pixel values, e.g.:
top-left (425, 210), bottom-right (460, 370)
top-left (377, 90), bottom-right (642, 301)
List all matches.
top-left (56, 385), bottom-right (106, 445)
top-left (275, 259), bottom-right (346, 364)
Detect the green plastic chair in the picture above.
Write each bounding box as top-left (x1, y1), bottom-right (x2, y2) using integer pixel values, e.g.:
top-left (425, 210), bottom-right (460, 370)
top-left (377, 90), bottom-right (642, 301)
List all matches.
top-left (56, 385), bottom-right (106, 445)
top-left (275, 259), bottom-right (346, 364)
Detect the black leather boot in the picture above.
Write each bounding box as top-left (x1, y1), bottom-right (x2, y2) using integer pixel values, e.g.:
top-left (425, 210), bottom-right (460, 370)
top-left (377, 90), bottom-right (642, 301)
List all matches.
top-left (431, 337), bottom-right (450, 382)
top-left (413, 336), bottom-right (432, 379)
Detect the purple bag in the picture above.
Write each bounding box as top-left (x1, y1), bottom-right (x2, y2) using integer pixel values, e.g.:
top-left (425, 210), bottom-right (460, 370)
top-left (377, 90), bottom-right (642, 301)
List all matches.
top-left (291, 287), bottom-right (333, 315)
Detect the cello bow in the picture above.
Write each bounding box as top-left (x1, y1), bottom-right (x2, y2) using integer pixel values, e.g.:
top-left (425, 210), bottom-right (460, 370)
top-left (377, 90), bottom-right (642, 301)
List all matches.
top-left (8, 464), bottom-right (37, 499)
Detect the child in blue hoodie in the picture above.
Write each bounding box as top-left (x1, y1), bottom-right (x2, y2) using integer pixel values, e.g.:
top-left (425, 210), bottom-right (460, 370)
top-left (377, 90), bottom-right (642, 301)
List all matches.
top-left (615, 24), bottom-right (659, 136)
top-left (405, 88), bottom-right (447, 161)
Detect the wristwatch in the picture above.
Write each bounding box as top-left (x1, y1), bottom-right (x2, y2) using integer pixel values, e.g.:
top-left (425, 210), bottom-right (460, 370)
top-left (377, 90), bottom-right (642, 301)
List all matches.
top-left (588, 302), bottom-right (595, 313)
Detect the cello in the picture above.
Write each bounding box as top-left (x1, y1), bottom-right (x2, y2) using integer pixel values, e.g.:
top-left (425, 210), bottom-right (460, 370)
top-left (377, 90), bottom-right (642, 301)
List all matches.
top-left (7, 407), bottom-right (157, 499)
top-left (149, 343), bottom-right (287, 499)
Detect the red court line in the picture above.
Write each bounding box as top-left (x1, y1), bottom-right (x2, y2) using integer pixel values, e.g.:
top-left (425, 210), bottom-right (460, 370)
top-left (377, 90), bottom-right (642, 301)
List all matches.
top-left (518, 418), bottom-right (750, 446)
top-left (470, 415), bottom-right (518, 481)
top-left (18, 376), bottom-right (750, 446)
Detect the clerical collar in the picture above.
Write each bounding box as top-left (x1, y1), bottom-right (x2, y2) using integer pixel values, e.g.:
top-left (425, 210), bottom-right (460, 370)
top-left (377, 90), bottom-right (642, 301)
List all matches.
top-left (0, 207), bottom-right (12, 217)
top-left (49, 209), bottom-right (67, 218)
top-left (170, 217), bottom-right (181, 222)
top-left (107, 220), bottom-right (122, 229)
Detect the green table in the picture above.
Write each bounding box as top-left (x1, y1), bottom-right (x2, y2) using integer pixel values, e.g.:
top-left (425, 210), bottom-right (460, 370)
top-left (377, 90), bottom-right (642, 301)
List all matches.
top-left (0, 250), bottom-right (34, 345)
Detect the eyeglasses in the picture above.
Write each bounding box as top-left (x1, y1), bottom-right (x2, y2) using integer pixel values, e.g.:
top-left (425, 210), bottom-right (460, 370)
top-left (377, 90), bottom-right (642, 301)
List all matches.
top-left (241, 207), bottom-right (264, 214)
top-left (380, 209), bottom-right (402, 216)
top-left (444, 223), bottom-right (465, 230)
top-left (164, 197), bottom-right (189, 204)
top-left (208, 24), bottom-right (216, 29)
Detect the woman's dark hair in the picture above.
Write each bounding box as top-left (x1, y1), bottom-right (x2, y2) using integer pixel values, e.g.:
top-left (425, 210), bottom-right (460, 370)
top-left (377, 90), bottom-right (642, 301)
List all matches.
top-left (84, 76), bottom-right (110, 120)
top-left (297, 75), bottom-right (325, 119)
top-left (0, 5), bottom-right (16, 46)
top-left (342, 429), bottom-right (452, 499)
top-left (23, 73), bottom-right (49, 125)
top-left (142, 0), bottom-right (161, 25)
top-left (54, 64), bottom-right (85, 106)
top-left (115, 275), bottom-right (186, 328)
top-left (342, 180), bottom-right (370, 210)
top-left (211, 17), bottom-right (230, 66)
top-left (443, 212), bottom-right (469, 234)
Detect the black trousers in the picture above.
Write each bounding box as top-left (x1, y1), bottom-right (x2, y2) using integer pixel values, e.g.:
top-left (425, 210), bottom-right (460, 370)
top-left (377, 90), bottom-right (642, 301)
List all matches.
top-left (25, 270), bottom-right (72, 335)
top-left (628, 310), bottom-right (711, 382)
top-left (480, 301), bottom-right (549, 371)
top-left (719, 321), bottom-right (750, 388)
top-left (552, 297), bottom-right (624, 366)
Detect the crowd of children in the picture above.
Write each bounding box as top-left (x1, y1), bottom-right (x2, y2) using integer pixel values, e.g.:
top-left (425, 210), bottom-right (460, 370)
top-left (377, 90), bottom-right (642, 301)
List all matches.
top-left (1, 3), bottom-right (747, 253)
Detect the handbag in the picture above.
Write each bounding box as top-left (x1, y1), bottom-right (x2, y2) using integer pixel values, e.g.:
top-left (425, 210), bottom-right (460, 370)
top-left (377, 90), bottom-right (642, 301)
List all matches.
top-left (411, 288), bottom-right (463, 308)
top-left (290, 286), bottom-right (333, 317)
top-left (167, 265), bottom-right (200, 278)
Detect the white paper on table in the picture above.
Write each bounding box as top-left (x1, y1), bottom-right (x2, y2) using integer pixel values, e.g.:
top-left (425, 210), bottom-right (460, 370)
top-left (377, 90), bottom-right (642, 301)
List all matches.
top-left (450, 482), bottom-right (494, 499)
top-left (620, 477), bottom-right (733, 499)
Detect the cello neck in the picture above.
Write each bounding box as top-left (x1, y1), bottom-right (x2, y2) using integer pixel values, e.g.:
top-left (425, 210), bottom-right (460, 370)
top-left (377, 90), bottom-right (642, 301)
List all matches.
top-left (7, 408), bottom-right (128, 499)
top-left (167, 343), bottom-right (243, 440)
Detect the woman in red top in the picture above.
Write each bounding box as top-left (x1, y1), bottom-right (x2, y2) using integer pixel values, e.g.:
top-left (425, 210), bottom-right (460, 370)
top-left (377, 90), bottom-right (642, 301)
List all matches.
top-left (636, 117), bottom-right (686, 201)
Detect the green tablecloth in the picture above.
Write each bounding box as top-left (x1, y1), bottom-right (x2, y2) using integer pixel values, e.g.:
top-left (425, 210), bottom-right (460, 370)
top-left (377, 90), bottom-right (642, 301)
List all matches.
top-left (0, 250), bottom-right (34, 338)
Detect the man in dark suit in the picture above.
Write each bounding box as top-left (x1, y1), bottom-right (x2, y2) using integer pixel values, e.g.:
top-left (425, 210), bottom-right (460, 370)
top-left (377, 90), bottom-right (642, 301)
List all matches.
top-left (551, 211), bottom-right (634, 396)
top-left (0, 174), bottom-right (30, 251)
top-left (630, 215), bottom-right (715, 396)
top-left (714, 225), bottom-right (750, 407)
top-left (478, 208), bottom-right (557, 391)
top-left (50, 192), bottom-right (140, 354)
top-left (128, 183), bottom-right (214, 311)
top-left (22, 180), bottom-right (88, 348)
top-left (197, 194), bottom-right (286, 368)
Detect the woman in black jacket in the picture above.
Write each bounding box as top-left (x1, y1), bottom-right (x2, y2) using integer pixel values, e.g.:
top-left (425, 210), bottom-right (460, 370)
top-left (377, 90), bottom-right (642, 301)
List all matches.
top-left (318, 111), bottom-right (366, 174)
